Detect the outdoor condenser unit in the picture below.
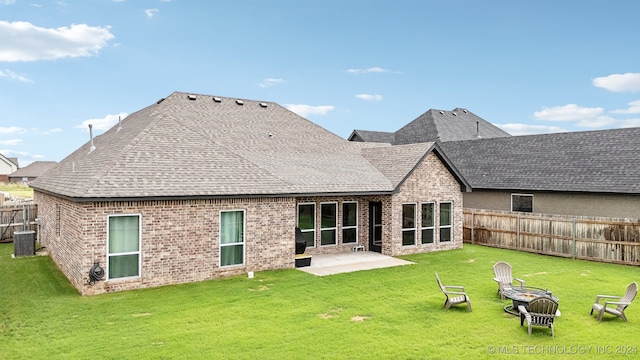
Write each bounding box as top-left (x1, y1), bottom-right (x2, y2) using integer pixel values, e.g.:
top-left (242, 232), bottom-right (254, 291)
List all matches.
top-left (14, 230), bottom-right (36, 257)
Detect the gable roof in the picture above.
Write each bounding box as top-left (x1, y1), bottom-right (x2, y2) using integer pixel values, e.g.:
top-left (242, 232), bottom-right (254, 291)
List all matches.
top-left (440, 127), bottom-right (640, 194)
top-left (349, 108), bottom-right (511, 145)
top-left (30, 92), bottom-right (467, 200)
top-left (0, 153), bottom-right (19, 173)
top-left (8, 161), bottom-right (58, 178)
top-left (348, 129), bottom-right (395, 143)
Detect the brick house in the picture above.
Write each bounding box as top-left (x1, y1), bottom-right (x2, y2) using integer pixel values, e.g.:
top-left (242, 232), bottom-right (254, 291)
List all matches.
top-left (30, 92), bottom-right (469, 295)
top-left (0, 153), bottom-right (19, 182)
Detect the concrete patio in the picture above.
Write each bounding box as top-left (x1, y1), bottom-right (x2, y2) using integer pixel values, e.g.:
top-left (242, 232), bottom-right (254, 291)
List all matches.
top-left (297, 251), bottom-right (414, 276)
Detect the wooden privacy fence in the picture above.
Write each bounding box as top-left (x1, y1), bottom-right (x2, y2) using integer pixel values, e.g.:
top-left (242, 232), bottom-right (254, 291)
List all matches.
top-left (464, 208), bottom-right (640, 266)
top-left (0, 203), bottom-right (38, 243)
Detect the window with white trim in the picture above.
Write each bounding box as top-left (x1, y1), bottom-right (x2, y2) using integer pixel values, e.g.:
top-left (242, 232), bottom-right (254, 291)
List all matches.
top-left (297, 203), bottom-right (316, 247)
top-left (220, 210), bottom-right (245, 267)
top-left (421, 202), bottom-right (435, 244)
top-left (320, 202), bottom-right (337, 246)
top-left (402, 203), bottom-right (416, 246)
top-left (511, 194), bottom-right (533, 212)
top-left (107, 214), bottom-right (141, 279)
top-left (342, 202), bottom-right (358, 244)
top-left (439, 202), bottom-right (452, 242)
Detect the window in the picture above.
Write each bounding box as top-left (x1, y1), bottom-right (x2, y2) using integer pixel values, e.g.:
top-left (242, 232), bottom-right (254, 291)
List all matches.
top-left (439, 202), bottom-right (452, 242)
top-left (512, 194), bottom-right (533, 212)
top-left (107, 214), bottom-right (141, 279)
top-left (320, 203), bottom-right (337, 246)
top-left (297, 203), bottom-right (315, 247)
top-left (402, 203), bottom-right (416, 246)
top-left (342, 202), bottom-right (358, 244)
top-left (220, 210), bottom-right (245, 267)
top-left (421, 202), bottom-right (435, 244)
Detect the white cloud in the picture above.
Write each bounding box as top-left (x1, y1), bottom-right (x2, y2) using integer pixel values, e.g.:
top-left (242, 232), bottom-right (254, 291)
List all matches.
top-left (533, 104), bottom-right (604, 121)
top-left (41, 128), bottom-right (63, 135)
top-left (620, 118), bottom-right (640, 127)
top-left (496, 123), bottom-right (566, 136)
top-left (0, 21), bottom-right (114, 62)
top-left (611, 100), bottom-right (640, 114)
top-left (355, 94), bottom-right (383, 101)
top-left (0, 126), bottom-right (26, 134)
top-left (284, 104), bottom-right (334, 117)
top-left (77, 112), bottom-right (128, 132)
top-left (0, 69), bottom-right (32, 82)
top-left (346, 67), bottom-right (388, 74)
top-left (258, 78), bottom-right (284, 88)
top-left (0, 139), bottom-right (22, 146)
top-left (575, 115), bottom-right (617, 128)
top-left (145, 8), bottom-right (159, 18)
top-left (592, 73), bottom-right (640, 92)
top-left (1, 0), bottom-right (16, 4)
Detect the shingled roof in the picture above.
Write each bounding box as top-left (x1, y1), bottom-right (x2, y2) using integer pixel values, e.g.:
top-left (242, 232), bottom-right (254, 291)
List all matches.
top-left (9, 161), bottom-right (58, 178)
top-left (440, 127), bottom-right (640, 194)
top-left (349, 108), bottom-right (511, 144)
top-left (31, 92), bottom-right (467, 200)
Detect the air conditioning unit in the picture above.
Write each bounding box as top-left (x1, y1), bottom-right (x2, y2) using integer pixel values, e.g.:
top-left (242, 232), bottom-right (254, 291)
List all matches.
top-left (14, 230), bottom-right (36, 257)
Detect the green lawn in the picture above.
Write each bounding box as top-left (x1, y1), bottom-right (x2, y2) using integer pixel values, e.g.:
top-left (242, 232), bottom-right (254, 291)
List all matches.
top-left (0, 182), bottom-right (33, 199)
top-left (1, 243), bottom-right (639, 359)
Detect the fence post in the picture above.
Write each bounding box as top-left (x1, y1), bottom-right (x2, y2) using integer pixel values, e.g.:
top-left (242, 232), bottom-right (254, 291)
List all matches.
top-left (471, 210), bottom-right (475, 244)
top-left (572, 218), bottom-right (576, 259)
top-left (516, 213), bottom-right (520, 250)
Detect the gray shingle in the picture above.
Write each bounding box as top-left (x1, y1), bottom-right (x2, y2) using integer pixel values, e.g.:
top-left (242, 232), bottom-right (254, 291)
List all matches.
top-left (9, 161), bottom-right (57, 178)
top-left (440, 128), bottom-right (640, 193)
top-left (393, 108), bottom-right (511, 144)
top-left (33, 92), bottom-right (457, 199)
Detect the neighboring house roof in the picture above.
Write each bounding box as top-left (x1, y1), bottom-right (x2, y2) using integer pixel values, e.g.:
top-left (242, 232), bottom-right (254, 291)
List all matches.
top-left (30, 92), bottom-right (468, 200)
top-left (9, 161), bottom-right (58, 179)
top-left (349, 108), bottom-right (511, 144)
top-left (348, 129), bottom-right (395, 143)
top-left (440, 127), bottom-right (640, 194)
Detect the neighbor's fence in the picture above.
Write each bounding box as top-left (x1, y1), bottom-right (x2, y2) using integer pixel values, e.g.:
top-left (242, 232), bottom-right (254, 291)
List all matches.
top-left (0, 204), bottom-right (38, 243)
top-left (464, 208), bottom-right (640, 266)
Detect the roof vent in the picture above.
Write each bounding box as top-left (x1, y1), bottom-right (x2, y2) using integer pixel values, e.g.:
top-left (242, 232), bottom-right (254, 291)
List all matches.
top-left (156, 98), bottom-right (165, 104)
top-left (463, 109), bottom-right (468, 113)
top-left (452, 112), bottom-right (457, 116)
top-left (439, 110), bottom-right (444, 114)
top-left (187, 95), bottom-right (197, 100)
top-left (88, 124), bottom-right (96, 153)
top-left (259, 102), bottom-right (268, 108)
top-left (213, 97), bottom-right (222, 103)
top-left (117, 116), bottom-right (123, 132)
top-left (235, 100), bottom-right (244, 105)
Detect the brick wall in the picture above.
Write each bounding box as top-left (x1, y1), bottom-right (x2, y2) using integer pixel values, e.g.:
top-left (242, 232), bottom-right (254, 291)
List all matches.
top-left (390, 152), bottom-right (464, 256)
top-left (294, 153), bottom-right (464, 257)
top-left (35, 191), bottom-right (296, 295)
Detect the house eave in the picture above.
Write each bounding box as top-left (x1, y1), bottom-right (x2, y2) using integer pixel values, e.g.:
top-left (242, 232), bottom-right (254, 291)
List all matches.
top-left (31, 189), bottom-right (396, 203)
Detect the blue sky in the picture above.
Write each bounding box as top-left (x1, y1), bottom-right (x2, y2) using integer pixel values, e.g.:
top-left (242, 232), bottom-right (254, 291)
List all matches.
top-left (2, 0), bottom-right (640, 166)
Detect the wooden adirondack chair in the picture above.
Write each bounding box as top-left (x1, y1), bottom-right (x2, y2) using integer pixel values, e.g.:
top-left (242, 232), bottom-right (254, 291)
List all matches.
top-left (518, 297), bottom-right (559, 337)
top-left (435, 272), bottom-right (472, 312)
top-left (493, 261), bottom-right (525, 299)
top-left (591, 282), bottom-right (638, 322)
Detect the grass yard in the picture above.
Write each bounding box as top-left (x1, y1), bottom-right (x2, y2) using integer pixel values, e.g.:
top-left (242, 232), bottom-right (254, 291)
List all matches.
top-left (0, 182), bottom-right (33, 199)
top-left (1, 243), bottom-right (639, 359)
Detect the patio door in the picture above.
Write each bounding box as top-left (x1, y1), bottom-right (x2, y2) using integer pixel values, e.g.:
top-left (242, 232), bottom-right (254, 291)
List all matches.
top-left (369, 202), bottom-right (382, 253)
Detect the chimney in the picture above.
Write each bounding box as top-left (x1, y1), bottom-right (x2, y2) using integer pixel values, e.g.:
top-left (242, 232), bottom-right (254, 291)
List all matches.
top-left (117, 116), bottom-right (123, 132)
top-left (89, 124), bottom-right (96, 153)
